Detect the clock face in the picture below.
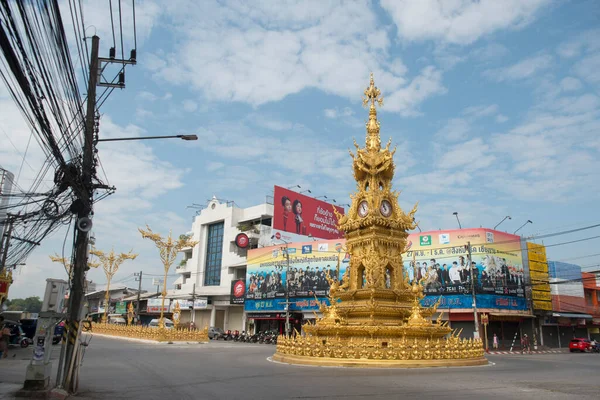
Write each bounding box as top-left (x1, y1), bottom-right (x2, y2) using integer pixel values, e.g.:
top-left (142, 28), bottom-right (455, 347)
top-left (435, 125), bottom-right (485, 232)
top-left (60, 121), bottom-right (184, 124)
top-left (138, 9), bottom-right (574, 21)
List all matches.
top-left (358, 200), bottom-right (369, 218)
top-left (380, 200), bottom-right (392, 217)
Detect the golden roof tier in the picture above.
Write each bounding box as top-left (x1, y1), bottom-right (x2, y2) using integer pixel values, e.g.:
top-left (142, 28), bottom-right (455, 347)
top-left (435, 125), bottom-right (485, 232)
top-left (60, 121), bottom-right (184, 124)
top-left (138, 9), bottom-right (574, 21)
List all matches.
top-left (273, 74), bottom-right (486, 368)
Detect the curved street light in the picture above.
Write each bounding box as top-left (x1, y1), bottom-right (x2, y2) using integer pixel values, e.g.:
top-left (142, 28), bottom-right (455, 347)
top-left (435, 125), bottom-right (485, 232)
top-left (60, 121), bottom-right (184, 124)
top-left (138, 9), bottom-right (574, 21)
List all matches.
top-left (494, 216), bottom-right (512, 230)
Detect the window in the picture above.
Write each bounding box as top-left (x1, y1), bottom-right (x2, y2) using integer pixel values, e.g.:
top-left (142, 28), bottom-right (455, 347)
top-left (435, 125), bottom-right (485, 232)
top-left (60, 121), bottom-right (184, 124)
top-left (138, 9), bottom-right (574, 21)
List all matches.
top-left (204, 222), bottom-right (224, 286)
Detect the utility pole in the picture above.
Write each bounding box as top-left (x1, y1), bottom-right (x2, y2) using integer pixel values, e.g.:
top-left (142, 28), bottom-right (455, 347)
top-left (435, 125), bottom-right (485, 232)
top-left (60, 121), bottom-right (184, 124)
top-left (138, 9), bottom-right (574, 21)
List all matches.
top-left (135, 271), bottom-right (143, 322)
top-left (62, 35), bottom-right (99, 393)
top-left (467, 241), bottom-right (480, 339)
top-left (0, 215), bottom-right (14, 272)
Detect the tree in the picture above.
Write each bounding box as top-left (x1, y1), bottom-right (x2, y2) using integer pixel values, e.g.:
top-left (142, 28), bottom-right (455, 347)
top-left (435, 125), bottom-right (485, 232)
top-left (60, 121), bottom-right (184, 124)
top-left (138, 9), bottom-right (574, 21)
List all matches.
top-left (5, 297), bottom-right (43, 313)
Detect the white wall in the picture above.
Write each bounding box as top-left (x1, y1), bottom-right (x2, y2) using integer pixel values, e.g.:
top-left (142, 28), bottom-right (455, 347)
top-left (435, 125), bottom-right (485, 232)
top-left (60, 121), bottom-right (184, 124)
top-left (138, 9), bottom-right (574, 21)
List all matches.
top-left (173, 197), bottom-right (273, 298)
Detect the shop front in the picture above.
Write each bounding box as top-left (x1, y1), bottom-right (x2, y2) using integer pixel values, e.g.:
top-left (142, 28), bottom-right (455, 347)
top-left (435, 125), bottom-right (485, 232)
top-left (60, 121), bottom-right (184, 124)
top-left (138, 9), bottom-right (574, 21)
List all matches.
top-left (541, 313), bottom-right (592, 348)
top-left (246, 312), bottom-right (302, 335)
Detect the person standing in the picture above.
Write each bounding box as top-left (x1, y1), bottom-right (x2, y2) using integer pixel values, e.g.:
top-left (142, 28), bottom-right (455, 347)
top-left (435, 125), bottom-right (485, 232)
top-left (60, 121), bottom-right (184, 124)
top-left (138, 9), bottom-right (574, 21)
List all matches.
top-left (493, 333), bottom-right (499, 350)
top-left (0, 316), bottom-right (9, 359)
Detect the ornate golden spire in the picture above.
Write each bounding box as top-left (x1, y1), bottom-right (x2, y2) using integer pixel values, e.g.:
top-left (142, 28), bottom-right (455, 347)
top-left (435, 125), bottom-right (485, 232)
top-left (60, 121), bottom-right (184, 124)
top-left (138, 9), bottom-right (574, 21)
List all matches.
top-left (362, 73), bottom-right (384, 151)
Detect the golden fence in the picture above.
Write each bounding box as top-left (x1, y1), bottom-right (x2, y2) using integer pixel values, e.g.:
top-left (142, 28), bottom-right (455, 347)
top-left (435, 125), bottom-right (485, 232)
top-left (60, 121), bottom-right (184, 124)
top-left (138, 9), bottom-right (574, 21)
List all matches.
top-left (276, 335), bottom-right (485, 360)
top-left (91, 323), bottom-right (209, 343)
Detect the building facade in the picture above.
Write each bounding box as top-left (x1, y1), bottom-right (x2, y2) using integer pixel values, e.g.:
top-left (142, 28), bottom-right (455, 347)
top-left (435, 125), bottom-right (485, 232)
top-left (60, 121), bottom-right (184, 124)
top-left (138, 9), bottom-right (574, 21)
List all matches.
top-left (172, 196), bottom-right (273, 331)
top-left (582, 271), bottom-right (600, 340)
top-left (538, 261), bottom-right (590, 347)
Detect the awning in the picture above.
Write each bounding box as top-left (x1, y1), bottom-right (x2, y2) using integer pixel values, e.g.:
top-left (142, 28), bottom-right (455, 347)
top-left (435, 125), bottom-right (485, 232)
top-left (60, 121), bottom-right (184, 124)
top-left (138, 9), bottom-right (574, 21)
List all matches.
top-left (552, 313), bottom-right (593, 319)
top-left (489, 313), bottom-right (535, 318)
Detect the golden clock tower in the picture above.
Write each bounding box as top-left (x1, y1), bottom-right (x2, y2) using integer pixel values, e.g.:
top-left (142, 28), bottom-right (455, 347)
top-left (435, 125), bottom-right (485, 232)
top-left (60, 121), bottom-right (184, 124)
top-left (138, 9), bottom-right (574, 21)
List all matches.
top-left (336, 73), bottom-right (418, 294)
top-left (273, 74), bottom-right (486, 368)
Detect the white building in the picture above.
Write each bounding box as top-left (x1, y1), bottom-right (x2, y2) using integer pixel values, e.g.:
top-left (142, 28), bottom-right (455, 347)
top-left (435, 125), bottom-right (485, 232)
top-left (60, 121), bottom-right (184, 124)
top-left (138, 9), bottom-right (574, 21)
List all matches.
top-left (173, 196), bottom-right (273, 331)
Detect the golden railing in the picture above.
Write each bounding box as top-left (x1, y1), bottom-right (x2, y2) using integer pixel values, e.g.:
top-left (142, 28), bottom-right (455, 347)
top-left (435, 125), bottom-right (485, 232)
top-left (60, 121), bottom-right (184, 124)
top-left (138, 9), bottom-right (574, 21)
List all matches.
top-left (276, 335), bottom-right (485, 360)
top-left (90, 323), bottom-right (209, 343)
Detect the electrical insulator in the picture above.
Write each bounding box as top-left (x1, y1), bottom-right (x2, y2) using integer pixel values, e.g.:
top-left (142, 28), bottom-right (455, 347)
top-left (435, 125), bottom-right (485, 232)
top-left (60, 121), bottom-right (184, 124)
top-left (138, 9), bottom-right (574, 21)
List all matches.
top-left (118, 71), bottom-right (125, 86)
top-left (109, 47), bottom-right (116, 59)
top-left (130, 49), bottom-right (136, 62)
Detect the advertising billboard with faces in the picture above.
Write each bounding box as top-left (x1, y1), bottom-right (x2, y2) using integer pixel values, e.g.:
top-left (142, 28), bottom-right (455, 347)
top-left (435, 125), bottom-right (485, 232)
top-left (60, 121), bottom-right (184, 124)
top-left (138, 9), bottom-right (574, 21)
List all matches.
top-left (404, 228), bottom-right (528, 311)
top-left (245, 228), bottom-right (528, 312)
top-left (272, 186), bottom-right (345, 243)
top-left (245, 239), bottom-right (349, 312)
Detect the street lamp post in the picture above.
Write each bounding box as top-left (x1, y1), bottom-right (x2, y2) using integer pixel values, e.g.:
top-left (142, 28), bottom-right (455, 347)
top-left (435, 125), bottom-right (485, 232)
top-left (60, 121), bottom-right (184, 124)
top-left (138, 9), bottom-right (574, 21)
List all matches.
top-left (139, 226), bottom-right (198, 329)
top-left (514, 220), bottom-right (533, 235)
top-left (89, 248), bottom-right (138, 323)
top-left (453, 212), bottom-right (462, 229)
top-left (95, 134), bottom-right (198, 143)
top-left (494, 216), bottom-right (512, 230)
top-left (272, 235), bottom-right (291, 337)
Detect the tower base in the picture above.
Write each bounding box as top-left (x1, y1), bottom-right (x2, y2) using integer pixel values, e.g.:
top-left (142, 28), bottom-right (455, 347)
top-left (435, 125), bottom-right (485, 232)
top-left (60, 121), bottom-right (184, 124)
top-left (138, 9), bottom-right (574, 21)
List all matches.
top-left (273, 352), bottom-right (488, 368)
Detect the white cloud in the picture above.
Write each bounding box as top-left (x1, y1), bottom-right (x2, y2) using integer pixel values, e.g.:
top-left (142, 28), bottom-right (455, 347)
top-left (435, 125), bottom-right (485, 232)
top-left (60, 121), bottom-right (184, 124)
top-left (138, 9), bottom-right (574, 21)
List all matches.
top-left (385, 66), bottom-right (447, 116)
top-left (557, 29), bottom-right (600, 58)
top-left (484, 54), bottom-right (553, 82)
top-left (380, 0), bottom-right (549, 45)
top-left (182, 99), bottom-right (198, 112)
top-left (435, 104), bottom-right (503, 142)
top-left (495, 114), bottom-right (509, 123)
top-left (324, 107), bottom-right (354, 119)
top-left (574, 54), bottom-right (600, 84)
top-left (435, 118), bottom-right (471, 142)
top-left (559, 77), bottom-right (583, 92)
top-left (463, 104), bottom-right (499, 118)
top-left (470, 43), bottom-right (510, 62)
top-left (144, 0), bottom-right (444, 116)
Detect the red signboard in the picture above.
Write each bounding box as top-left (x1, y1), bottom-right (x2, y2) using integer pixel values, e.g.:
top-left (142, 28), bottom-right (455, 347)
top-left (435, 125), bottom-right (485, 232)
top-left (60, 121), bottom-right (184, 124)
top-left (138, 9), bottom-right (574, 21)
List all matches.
top-left (235, 233), bottom-right (249, 248)
top-left (273, 186), bottom-right (345, 241)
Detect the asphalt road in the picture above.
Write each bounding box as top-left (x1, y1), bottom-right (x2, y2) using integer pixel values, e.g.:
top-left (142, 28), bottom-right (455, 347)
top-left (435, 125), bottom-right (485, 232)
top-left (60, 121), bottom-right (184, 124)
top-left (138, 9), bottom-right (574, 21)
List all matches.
top-left (1, 336), bottom-right (599, 399)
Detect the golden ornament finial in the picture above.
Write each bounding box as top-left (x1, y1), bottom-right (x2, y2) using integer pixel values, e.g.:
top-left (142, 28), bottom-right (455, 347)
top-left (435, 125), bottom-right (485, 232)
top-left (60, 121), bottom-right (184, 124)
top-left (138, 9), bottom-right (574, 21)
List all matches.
top-left (362, 73), bottom-right (383, 151)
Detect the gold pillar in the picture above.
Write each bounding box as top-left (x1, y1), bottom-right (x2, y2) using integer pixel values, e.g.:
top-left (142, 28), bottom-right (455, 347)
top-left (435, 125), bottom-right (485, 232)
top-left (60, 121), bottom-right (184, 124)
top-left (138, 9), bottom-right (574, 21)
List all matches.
top-left (139, 226), bottom-right (198, 329)
top-left (90, 248), bottom-right (138, 323)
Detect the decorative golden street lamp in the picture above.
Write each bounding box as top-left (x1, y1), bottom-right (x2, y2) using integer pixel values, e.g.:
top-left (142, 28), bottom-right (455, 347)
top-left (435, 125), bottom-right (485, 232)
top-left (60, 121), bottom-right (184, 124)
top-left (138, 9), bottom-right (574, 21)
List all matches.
top-left (89, 248), bottom-right (138, 323)
top-left (138, 225), bottom-right (198, 329)
top-left (50, 254), bottom-right (99, 281)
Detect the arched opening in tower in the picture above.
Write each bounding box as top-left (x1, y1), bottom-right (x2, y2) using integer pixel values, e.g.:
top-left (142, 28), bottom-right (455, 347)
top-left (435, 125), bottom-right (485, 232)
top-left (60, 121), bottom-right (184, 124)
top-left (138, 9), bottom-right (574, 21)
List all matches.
top-left (356, 264), bottom-right (365, 289)
top-left (385, 265), bottom-right (394, 289)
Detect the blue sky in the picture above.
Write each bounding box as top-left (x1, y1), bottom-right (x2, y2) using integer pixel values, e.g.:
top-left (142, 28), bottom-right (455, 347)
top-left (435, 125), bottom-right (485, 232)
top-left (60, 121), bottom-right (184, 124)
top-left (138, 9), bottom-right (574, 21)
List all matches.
top-left (2, 0), bottom-right (600, 298)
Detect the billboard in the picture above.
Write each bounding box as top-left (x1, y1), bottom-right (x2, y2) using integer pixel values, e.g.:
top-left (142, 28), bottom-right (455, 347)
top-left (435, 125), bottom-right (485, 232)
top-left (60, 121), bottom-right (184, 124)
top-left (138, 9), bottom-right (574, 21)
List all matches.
top-left (245, 239), bottom-right (349, 312)
top-left (169, 298), bottom-right (208, 311)
top-left (245, 228), bottom-right (529, 312)
top-left (403, 228), bottom-right (528, 311)
top-left (147, 298), bottom-right (170, 313)
top-left (272, 185), bottom-right (345, 243)
top-left (528, 242), bottom-right (552, 311)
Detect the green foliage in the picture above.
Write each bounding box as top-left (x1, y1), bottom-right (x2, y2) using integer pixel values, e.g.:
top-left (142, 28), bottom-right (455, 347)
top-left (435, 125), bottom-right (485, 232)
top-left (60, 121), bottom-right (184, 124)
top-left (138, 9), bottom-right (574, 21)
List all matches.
top-left (5, 296), bottom-right (43, 313)
top-left (178, 233), bottom-right (191, 241)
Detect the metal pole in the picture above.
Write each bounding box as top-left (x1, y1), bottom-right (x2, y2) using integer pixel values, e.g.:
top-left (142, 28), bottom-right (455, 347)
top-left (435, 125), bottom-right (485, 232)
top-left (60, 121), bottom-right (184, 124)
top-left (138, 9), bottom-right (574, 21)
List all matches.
top-left (103, 273), bottom-right (112, 323)
top-left (63, 35), bottom-right (99, 392)
top-left (285, 244), bottom-right (290, 337)
top-left (467, 241), bottom-right (479, 339)
top-left (191, 283), bottom-right (196, 326)
top-left (136, 271), bottom-right (143, 321)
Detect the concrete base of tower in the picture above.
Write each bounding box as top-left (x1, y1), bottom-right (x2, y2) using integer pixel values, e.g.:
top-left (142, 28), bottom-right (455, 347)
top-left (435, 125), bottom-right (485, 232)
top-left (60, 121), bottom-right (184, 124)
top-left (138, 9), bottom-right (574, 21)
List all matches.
top-left (272, 352), bottom-right (489, 368)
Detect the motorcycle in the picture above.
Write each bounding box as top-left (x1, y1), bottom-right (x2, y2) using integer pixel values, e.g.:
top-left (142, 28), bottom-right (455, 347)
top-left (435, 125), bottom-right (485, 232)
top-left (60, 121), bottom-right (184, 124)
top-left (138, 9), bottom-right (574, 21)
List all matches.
top-left (232, 330), bottom-right (241, 341)
top-left (5, 322), bottom-right (29, 348)
top-left (223, 330), bottom-right (233, 341)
